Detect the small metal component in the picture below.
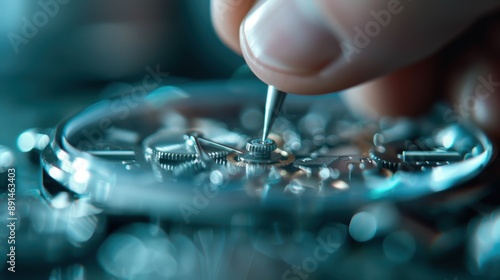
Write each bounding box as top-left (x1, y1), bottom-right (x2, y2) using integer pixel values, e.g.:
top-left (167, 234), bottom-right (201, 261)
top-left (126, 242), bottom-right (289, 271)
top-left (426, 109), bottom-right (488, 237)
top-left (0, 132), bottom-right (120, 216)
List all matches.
top-left (293, 156), bottom-right (339, 169)
top-left (327, 156), bottom-right (378, 181)
top-left (401, 151), bottom-right (462, 163)
top-left (227, 151), bottom-right (295, 168)
top-left (369, 145), bottom-right (403, 171)
top-left (185, 131), bottom-right (212, 163)
top-left (198, 137), bottom-right (245, 154)
top-left (227, 138), bottom-right (295, 168)
top-left (233, 85), bottom-right (289, 168)
top-left (143, 131), bottom-right (229, 163)
top-left (245, 139), bottom-right (277, 158)
top-left (370, 140), bottom-right (463, 172)
top-left (293, 156), bottom-right (339, 174)
top-left (157, 157), bottom-right (227, 170)
top-left (262, 86), bottom-right (287, 142)
top-left (146, 131), bottom-right (244, 176)
top-left (86, 148), bottom-right (136, 161)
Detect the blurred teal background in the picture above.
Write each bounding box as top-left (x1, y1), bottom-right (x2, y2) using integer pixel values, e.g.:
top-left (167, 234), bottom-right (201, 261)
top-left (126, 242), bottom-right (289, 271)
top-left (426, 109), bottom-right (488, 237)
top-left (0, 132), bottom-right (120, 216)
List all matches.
top-left (0, 0), bottom-right (245, 149)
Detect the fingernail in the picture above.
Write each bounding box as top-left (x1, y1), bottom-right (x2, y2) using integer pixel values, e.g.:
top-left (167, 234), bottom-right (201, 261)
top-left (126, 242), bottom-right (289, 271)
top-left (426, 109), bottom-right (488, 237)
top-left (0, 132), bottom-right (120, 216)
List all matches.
top-left (242, 0), bottom-right (340, 74)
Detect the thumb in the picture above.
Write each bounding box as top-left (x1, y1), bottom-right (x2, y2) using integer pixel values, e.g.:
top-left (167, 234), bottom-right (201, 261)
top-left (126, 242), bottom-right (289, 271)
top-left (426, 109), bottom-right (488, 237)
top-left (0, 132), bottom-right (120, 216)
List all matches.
top-left (234, 0), bottom-right (499, 94)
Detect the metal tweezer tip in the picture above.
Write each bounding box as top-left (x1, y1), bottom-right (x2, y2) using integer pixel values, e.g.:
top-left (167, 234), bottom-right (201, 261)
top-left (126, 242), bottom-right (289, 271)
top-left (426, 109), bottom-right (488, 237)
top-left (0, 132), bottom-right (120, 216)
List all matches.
top-left (262, 85), bottom-right (287, 142)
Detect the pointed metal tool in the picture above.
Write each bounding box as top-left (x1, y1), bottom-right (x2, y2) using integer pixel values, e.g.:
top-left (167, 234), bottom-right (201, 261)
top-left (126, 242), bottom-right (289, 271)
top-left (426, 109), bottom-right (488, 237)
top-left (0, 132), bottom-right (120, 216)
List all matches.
top-left (262, 86), bottom-right (287, 142)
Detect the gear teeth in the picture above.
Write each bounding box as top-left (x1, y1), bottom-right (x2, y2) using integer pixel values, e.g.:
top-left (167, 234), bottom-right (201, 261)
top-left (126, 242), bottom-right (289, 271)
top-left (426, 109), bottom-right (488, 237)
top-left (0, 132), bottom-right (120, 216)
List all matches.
top-left (369, 150), bottom-right (401, 172)
top-left (208, 151), bottom-right (229, 159)
top-left (245, 139), bottom-right (277, 153)
top-left (143, 130), bottom-right (230, 164)
top-left (227, 149), bottom-right (295, 168)
top-left (158, 158), bottom-right (227, 172)
top-left (153, 150), bottom-right (229, 163)
top-left (153, 150), bottom-right (196, 162)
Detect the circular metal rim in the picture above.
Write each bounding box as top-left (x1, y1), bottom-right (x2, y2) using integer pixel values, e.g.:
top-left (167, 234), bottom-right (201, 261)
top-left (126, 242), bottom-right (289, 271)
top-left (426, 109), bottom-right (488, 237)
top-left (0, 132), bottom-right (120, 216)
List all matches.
top-left (39, 80), bottom-right (495, 225)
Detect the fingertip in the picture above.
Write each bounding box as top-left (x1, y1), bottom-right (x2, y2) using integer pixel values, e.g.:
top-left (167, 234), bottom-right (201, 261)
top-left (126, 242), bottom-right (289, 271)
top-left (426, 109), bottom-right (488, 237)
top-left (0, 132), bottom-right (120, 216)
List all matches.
top-left (238, 0), bottom-right (487, 95)
top-left (446, 47), bottom-right (500, 139)
top-left (341, 58), bottom-right (438, 120)
top-left (211, 0), bottom-right (256, 54)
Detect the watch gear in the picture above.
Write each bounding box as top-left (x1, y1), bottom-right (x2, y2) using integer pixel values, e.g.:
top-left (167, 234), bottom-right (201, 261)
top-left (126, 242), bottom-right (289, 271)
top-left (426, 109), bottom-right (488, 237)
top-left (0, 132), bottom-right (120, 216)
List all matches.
top-left (15, 80), bottom-right (497, 280)
top-left (245, 138), bottom-right (277, 156)
top-left (143, 130), bottom-right (229, 163)
top-left (227, 148), bottom-right (296, 168)
top-left (369, 145), bottom-right (403, 171)
top-left (226, 138), bottom-right (295, 168)
top-left (369, 138), bottom-right (469, 172)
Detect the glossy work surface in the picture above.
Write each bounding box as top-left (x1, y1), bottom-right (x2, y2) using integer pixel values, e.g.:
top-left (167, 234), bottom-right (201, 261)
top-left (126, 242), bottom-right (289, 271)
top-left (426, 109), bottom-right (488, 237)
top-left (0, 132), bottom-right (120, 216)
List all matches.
top-left (41, 80), bottom-right (493, 224)
top-left (2, 80), bottom-right (499, 280)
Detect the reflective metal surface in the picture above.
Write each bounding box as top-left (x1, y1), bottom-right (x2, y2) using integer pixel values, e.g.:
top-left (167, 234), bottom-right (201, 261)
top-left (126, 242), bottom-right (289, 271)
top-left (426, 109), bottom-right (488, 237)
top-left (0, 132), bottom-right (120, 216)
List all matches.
top-left (1, 80), bottom-right (499, 280)
top-left (40, 81), bottom-right (493, 222)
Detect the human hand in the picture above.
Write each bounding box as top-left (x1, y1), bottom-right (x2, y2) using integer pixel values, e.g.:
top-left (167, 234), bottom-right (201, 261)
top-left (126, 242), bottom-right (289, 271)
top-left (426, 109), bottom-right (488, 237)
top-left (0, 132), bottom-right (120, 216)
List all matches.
top-left (211, 0), bottom-right (500, 138)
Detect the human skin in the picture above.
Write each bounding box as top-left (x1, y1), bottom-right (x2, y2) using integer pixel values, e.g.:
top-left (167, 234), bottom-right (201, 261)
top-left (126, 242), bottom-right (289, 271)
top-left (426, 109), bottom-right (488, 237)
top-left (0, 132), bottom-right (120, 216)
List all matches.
top-left (211, 0), bottom-right (500, 138)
